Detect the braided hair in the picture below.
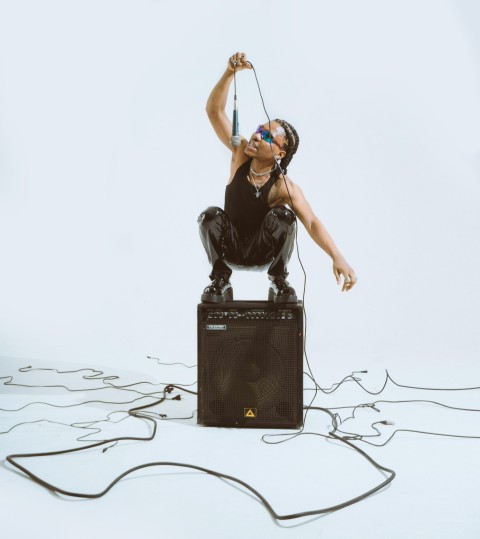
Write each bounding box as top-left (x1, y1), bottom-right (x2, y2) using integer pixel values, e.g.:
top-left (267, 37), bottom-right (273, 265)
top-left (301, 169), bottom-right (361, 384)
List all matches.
top-left (272, 118), bottom-right (300, 176)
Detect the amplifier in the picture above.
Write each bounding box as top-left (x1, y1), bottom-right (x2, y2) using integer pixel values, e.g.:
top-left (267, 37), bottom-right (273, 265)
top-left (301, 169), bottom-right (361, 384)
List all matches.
top-left (197, 301), bottom-right (304, 429)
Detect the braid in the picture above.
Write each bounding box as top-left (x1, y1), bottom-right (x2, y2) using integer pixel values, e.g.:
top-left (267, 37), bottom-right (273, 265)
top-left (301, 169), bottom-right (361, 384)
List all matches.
top-left (273, 118), bottom-right (300, 175)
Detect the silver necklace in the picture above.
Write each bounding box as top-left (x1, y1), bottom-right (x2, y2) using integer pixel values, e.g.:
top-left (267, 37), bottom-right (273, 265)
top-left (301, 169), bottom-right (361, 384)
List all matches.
top-left (248, 171), bottom-right (270, 198)
top-left (250, 165), bottom-right (275, 177)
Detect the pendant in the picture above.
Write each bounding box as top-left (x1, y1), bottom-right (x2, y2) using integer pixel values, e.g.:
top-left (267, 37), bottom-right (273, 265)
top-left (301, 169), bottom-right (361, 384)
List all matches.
top-left (255, 191), bottom-right (261, 198)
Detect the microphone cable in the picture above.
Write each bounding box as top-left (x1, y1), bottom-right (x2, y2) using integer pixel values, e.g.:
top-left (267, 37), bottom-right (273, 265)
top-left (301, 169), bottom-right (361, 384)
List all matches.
top-left (243, 60), bottom-right (321, 439)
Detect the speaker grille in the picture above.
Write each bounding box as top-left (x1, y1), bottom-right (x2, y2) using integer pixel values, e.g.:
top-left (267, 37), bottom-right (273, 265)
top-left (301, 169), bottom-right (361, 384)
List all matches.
top-left (198, 302), bottom-right (303, 428)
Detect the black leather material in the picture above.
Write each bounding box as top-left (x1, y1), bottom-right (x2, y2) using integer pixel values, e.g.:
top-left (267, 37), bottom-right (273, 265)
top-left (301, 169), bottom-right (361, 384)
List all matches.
top-left (198, 205), bottom-right (296, 282)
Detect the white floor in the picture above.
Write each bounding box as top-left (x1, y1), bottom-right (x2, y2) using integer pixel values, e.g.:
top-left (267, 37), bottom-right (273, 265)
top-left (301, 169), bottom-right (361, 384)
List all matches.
top-left (1, 1), bottom-right (479, 537)
top-left (1, 351), bottom-right (479, 539)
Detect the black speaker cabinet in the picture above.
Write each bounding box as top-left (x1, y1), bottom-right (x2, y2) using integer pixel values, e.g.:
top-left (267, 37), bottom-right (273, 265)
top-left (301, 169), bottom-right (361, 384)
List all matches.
top-left (197, 301), bottom-right (304, 429)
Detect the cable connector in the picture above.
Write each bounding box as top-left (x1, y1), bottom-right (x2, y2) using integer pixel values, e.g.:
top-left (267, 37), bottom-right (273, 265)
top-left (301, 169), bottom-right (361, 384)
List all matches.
top-left (341, 434), bottom-right (362, 441)
top-left (380, 420), bottom-right (395, 426)
top-left (102, 441), bottom-right (118, 453)
top-left (360, 403), bottom-right (380, 412)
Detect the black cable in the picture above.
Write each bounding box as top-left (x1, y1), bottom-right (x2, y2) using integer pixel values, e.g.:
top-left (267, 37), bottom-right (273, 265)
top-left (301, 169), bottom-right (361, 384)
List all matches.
top-left (321, 396), bottom-right (480, 447)
top-left (386, 370), bottom-right (480, 391)
top-left (5, 392), bottom-right (395, 520)
top-left (307, 368), bottom-right (480, 397)
top-left (5, 361), bottom-right (480, 519)
top-left (247, 60), bottom-right (319, 431)
top-left (147, 355), bottom-right (196, 369)
top-left (0, 364), bottom-right (195, 438)
top-left (2, 365), bottom-right (397, 517)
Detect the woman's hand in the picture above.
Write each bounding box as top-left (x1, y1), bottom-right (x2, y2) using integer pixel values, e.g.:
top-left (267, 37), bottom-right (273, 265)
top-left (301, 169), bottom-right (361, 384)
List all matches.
top-left (227, 52), bottom-right (253, 73)
top-left (333, 255), bottom-right (357, 292)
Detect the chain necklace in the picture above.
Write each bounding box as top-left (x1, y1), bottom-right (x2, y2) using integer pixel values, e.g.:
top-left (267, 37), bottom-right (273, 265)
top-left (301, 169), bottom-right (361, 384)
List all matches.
top-left (250, 165), bottom-right (275, 177)
top-left (248, 171), bottom-right (271, 198)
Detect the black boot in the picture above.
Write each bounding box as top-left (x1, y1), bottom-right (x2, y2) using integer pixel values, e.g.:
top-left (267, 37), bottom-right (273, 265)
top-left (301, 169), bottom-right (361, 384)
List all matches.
top-left (201, 276), bottom-right (233, 303)
top-left (268, 276), bottom-right (297, 303)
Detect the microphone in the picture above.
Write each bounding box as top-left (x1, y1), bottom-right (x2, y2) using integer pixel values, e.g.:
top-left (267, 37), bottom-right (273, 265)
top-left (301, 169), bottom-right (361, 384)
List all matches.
top-left (231, 94), bottom-right (241, 147)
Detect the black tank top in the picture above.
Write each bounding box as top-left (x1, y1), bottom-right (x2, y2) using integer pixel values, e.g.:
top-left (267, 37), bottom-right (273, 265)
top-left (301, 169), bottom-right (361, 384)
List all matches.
top-left (224, 159), bottom-right (277, 236)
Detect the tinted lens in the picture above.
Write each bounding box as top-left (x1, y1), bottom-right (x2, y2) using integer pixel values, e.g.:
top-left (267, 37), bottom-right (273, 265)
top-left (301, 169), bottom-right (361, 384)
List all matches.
top-left (261, 130), bottom-right (273, 143)
top-left (255, 125), bottom-right (274, 144)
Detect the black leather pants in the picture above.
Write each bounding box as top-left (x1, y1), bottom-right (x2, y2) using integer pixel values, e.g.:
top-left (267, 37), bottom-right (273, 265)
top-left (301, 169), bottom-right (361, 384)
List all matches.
top-left (198, 206), bottom-right (296, 281)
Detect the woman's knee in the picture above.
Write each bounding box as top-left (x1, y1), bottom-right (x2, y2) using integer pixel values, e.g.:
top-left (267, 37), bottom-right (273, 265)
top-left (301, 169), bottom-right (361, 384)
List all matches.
top-left (198, 206), bottom-right (225, 227)
top-left (267, 206), bottom-right (296, 227)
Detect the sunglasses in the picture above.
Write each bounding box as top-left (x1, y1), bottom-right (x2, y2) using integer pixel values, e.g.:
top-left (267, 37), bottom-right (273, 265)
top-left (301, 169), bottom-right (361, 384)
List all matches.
top-left (255, 125), bottom-right (284, 149)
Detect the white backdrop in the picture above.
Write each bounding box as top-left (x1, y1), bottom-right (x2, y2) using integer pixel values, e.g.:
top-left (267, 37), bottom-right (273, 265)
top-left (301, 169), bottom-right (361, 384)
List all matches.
top-left (1, 0), bottom-right (480, 374)
top-left (1, 2), bottom-right (480, 536)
